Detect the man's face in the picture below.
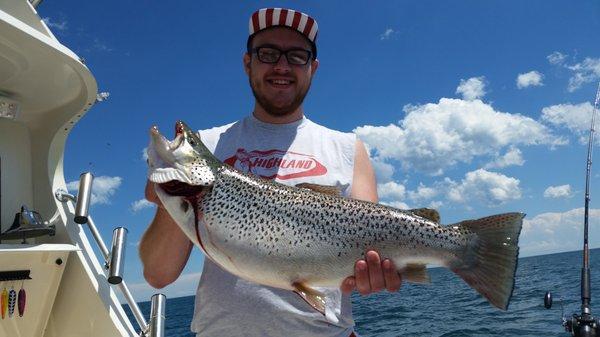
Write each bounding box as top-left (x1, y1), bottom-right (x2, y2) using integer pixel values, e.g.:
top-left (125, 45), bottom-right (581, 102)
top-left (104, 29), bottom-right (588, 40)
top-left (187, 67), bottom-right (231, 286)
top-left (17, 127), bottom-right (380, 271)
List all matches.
top-left (244, 27), bottom-right (319, 117)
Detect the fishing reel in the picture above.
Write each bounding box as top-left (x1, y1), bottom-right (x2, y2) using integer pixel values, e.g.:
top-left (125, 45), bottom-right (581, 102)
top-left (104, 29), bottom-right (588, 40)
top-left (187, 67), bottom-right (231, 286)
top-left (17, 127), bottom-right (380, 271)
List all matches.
top-left (545, 291), bottom-right (600, 337)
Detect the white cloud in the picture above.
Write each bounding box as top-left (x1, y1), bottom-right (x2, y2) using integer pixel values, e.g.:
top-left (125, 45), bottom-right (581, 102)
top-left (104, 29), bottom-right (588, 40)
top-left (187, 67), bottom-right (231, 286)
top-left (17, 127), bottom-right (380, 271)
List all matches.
top-left (484, 147), bottom-right (525, 169)
top-left (516, 71), bottom-right (544, 89)
top-left (355, 98), bottom-right (566, 175)
top-left (446, 169), bottom-right (521, 205)
top-left (67, 176), bottom-right (122, 205)
top-left (541, 102), bottom-right (594, 143)
top-left (456, 77), bottom-right (486, 101)
top-left (566, 57), bottom-right (600, 92)
top-left (131, 199), bottom-right (154, 212)
top-left (520, 208), bottom-right (600, 256)
top-left (380, 28), bottom-right (395, 40)
top-left (42, 17), bottom-right (68, 31)
top-left (371, 157), bottom-right (395, 183)
top-left (407, 183), bottom-right (438, 202)
top-left (547, 51), bottom-right (567, 65)
top-left (377, 181), bottom-right (406, 201)
top-left (543, 184), bottom-right (572, 199)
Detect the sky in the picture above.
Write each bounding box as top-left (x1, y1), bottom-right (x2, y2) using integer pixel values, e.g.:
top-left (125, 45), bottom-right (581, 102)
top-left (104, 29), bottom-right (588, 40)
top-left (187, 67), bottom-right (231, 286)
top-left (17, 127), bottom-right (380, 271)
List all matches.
top-left (37, 1), bottom-right (600, 302)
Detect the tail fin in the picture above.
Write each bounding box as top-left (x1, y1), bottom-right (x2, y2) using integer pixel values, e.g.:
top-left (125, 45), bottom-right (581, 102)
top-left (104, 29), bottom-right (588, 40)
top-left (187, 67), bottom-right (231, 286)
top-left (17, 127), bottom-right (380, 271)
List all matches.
top-left (450, 212), bottom-right (524, 310)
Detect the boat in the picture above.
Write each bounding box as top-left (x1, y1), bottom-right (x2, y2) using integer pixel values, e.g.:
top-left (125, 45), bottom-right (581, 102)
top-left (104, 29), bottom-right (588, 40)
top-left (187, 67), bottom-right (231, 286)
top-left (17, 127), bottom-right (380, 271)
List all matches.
top-left (0, 1), bottom-right (163, 336)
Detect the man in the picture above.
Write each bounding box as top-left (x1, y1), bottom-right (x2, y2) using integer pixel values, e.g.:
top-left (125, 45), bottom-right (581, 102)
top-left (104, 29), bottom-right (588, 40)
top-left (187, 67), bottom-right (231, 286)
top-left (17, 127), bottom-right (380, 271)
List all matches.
top-left (140, 8), bottom-right (402, 337)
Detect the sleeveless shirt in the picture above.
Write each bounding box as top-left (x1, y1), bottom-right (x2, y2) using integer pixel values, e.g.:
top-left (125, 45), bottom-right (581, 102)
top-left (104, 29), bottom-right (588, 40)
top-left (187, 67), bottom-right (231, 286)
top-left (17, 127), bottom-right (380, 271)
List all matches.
top-left (190, 115), bottom-right (357, 337)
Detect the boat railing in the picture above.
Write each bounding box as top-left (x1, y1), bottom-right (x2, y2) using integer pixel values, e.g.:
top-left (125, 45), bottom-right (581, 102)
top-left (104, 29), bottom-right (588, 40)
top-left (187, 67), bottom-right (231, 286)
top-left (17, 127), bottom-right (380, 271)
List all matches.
top-left (55, 172), bottom-right (165, 337)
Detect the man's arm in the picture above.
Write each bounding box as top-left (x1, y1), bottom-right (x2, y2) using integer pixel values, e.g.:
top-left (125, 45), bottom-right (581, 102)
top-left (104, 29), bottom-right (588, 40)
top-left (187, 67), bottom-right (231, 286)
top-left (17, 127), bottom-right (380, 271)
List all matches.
top-left (139, 180), bottom-right (193, 288)
top-left (340, 139), bottom-right (402, 295)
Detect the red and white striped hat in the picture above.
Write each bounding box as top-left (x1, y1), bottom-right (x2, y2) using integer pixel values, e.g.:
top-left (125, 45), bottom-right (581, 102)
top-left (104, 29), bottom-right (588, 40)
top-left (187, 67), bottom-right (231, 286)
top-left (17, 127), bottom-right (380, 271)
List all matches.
top-left (248, 8), bottom-right (319, 48)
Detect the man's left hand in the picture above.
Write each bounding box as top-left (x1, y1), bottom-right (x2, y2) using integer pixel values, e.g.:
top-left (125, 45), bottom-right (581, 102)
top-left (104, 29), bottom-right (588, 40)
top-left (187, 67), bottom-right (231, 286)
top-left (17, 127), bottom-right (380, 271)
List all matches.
top-left (340, 250), bottom-right (402, 295)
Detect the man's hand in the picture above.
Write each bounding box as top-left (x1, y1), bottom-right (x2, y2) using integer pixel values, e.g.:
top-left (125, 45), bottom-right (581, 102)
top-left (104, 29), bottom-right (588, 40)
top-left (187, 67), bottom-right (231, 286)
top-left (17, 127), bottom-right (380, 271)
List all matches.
top-left (340, 250), bottom-right (402, 295)
top-left (145, 180), bottom-right (162, 207)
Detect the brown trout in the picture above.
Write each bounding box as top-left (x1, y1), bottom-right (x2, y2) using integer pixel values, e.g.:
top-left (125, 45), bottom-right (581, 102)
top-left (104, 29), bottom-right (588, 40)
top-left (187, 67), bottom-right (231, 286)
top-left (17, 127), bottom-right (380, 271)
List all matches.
top-left (147, 121), bottom-right (523, 321)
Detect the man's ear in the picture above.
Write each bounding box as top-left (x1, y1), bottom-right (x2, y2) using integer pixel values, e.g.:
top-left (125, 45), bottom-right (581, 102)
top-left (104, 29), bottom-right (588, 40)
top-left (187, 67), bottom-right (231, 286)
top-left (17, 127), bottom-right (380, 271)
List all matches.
top-left (243, 53), bottom-right (251, 75)
top-left (310, 58), bottom-right (319, 76)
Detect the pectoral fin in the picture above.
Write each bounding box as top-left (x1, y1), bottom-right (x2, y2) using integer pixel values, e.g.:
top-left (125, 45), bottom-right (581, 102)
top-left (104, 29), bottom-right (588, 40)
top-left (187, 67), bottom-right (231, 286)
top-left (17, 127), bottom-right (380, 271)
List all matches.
top-left (292, 282), bottom-right (341, 323)
top-left (402, 263), bottom-right (431, 284)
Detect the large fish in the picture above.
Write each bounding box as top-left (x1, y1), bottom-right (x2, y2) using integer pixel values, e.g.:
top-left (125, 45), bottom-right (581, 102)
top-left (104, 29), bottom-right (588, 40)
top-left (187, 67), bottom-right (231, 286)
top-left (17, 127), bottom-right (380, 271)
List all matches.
top-left (147, 121), bottom-right (523, 322)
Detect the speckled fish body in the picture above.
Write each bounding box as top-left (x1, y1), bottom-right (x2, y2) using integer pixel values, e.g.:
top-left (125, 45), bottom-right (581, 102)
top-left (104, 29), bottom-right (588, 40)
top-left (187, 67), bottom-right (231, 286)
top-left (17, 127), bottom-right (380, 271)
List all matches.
top-left (147, 121), bottom-right (524, 318)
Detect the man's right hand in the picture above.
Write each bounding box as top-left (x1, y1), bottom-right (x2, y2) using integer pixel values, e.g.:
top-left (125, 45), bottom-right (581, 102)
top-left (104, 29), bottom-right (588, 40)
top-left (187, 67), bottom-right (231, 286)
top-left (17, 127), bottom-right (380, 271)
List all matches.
top-left (145, 180), bottom-right (162, 206)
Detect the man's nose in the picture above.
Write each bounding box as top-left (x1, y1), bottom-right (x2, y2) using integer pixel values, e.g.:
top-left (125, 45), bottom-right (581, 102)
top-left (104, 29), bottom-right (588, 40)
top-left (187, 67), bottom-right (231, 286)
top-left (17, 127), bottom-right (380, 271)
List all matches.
top-left (273, 54), bottom-right (292, 73)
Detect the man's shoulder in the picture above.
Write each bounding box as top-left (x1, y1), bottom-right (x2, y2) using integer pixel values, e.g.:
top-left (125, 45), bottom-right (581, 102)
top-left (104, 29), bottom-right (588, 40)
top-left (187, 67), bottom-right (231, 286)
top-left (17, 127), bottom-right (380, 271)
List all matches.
top-left (305, 118), bottom-right (356, 142)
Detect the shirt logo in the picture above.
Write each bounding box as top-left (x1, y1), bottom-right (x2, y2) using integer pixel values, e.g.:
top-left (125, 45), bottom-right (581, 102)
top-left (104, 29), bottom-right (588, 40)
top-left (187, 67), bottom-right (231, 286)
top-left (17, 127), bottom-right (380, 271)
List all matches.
top-left (224, 148), bottom-right (327, 180)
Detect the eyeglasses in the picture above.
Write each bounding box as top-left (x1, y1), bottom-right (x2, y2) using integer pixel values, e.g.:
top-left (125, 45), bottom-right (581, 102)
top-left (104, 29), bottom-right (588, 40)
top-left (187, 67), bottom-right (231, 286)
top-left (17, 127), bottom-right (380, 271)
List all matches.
top-left (252, 47), bottom-right (313, 65)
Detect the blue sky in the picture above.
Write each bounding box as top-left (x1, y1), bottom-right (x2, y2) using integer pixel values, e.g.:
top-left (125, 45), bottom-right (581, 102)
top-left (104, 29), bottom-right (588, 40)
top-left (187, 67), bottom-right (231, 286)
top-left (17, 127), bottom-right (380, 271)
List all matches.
top-left (39, 1), bottom-right (600, 301)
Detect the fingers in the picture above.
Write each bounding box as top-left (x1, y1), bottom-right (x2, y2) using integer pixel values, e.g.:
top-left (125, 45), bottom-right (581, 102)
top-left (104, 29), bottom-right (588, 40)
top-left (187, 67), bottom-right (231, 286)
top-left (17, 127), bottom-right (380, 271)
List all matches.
top-left (366, 250), bottom-right (385, 292)
top-left (349, 250), bottom-right (402, 296)
top-left (340, 277), bottom-right (355, 294)
top-left (354, 259), bottom-right (371, 295)
top-left (382, 259), bottom-right (402, 292)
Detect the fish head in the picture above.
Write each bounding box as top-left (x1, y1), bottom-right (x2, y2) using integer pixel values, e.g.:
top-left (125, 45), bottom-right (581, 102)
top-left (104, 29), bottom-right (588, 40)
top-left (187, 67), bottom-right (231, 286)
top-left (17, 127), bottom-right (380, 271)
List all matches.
top-left (147, 120), bottom-right (220, 188)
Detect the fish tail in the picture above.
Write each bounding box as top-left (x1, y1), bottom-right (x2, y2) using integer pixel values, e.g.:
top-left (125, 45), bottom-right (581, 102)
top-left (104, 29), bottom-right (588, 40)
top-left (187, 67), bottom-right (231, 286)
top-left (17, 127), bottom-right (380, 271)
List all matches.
top-left (450, 212), bottom-right (524, 310)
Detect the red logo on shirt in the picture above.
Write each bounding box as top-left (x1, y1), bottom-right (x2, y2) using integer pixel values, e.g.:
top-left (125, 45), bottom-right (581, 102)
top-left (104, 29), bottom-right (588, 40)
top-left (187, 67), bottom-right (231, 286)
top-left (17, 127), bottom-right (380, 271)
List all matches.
top-left (224, 148), bottom-right (327, 180)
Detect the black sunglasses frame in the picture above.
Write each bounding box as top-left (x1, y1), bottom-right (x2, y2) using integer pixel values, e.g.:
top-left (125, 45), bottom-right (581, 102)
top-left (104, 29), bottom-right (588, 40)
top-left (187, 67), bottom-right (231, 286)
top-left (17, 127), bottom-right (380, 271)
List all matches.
top-left (252, 47), bottom-right (313, 65)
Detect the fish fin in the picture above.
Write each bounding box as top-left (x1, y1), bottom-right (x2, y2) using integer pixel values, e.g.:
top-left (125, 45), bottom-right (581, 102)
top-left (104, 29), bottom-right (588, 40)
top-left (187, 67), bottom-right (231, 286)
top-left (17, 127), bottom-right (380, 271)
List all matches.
top-left (293, 282), bottom-right (340, 323)
top-left (295, 183), bottom-right (342, 196)
top-left (408, 208), bottom-right (441, 223)
top-left (450, 212), bottom-right (524, 310)
top-left (402, 263), bottom-right (431, 284)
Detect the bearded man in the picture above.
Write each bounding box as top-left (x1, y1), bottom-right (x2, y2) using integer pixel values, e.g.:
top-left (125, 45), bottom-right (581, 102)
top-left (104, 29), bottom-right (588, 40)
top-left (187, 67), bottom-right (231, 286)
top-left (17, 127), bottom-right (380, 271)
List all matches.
top-left (140, 8), bottom-right (402, 337)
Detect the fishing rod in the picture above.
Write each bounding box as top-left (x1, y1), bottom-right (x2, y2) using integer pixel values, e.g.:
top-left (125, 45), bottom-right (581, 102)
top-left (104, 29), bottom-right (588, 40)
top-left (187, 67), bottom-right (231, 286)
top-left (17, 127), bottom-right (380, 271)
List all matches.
top-left (545, 82), bottom-right (600, 336)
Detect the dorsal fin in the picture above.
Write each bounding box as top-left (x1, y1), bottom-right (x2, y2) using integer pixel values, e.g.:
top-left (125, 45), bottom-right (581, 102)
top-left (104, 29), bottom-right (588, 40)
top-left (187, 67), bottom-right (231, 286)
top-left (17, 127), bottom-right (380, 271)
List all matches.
top-left (295, 183), bottom-right (342, 196)
top-left (408, 208), bottom-right (441, 223)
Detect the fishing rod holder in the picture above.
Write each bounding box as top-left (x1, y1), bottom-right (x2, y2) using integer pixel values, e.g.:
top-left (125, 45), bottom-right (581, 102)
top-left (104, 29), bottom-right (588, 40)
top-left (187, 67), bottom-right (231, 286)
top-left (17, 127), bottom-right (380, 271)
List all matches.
top-left (146, 294), bottom-right (166, 337)
top-left (107, 227), bottom-right (127, 285)
top-left (56, 171), bottom-right (169, 336)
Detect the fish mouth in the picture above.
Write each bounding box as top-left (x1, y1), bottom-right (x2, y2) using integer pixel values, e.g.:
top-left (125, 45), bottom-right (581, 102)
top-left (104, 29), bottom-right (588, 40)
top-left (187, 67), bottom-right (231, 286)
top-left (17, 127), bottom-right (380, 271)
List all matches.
top-left (147, 125), bottom-right (192, 185)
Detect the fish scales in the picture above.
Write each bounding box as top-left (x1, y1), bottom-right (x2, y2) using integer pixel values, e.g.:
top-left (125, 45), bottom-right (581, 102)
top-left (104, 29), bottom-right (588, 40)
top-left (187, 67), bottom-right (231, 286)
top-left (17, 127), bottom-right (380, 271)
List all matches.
top-left (147, 121), bottom-right (524, 320)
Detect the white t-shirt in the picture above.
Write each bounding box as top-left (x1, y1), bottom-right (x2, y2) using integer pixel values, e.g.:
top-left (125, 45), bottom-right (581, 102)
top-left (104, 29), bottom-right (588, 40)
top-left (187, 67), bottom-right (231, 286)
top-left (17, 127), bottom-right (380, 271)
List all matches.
top-left (191, 115), bottom-right (357, 337)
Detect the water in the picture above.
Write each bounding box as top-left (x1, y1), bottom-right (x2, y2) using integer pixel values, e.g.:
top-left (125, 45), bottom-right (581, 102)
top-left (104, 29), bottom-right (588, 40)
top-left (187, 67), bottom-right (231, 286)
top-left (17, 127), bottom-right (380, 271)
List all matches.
top-left (124, 249), bottom-right (600, 336)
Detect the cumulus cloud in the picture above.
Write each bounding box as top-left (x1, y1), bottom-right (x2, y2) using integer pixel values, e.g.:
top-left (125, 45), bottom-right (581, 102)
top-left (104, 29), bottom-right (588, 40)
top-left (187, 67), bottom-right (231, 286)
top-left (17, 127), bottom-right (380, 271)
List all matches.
top-left (445, 169), bottom-right (521, 205)
top-left (355, 98), bottom-right (566, 175)
top-left (131, 199), bottom-right (154, 212)
top-left (484, 147), bottom-right (525, 169)
top-left (541, 102), bottom-right (594, 142)
top-left (381, 200), bottom-right (410, 210)
top-left (380, 28), bottom-right (395, 40)
top-left (377, 181), bottom-right (406, 201)
top-left (543, 184), bottom-right (572, 199)
top-left (566, 57), bottom-right (600, 92)
top-left (547, 51), bottom-right (567, 65)
top-left (521, 208), bottom-right (600, 256)
top-left (547, 52), bottom-right (600, 92)
top-left (456, 77), bottom-right (486, 101)
top-left (516, 71), bottom-right (544, 89)
top-left (407, 183), bottom-right (438, 202)
top-left (371, 157), bottom-right (395, 183)
top-left (67, 176), bottom-right (122, 205)
top-left (42, 17), bottom-right (68, 31)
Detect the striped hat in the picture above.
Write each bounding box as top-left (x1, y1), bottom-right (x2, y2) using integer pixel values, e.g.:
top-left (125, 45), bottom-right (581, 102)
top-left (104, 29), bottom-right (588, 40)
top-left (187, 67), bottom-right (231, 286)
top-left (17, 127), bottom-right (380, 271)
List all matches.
top-left (248, 8), bottom-right (318, 57)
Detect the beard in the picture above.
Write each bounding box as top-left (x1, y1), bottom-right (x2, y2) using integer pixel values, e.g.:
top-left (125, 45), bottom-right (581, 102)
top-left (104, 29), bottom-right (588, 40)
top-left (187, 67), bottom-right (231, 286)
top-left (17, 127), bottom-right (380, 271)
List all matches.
top-left (248, 70), bottom-right (312, 117)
